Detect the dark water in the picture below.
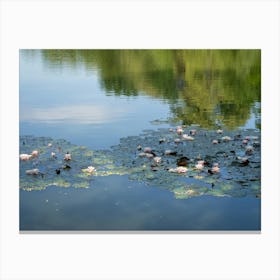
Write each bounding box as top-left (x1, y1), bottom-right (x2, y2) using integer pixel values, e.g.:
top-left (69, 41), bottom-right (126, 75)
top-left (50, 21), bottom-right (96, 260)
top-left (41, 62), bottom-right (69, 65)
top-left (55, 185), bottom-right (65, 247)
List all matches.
top-left (19, 50), bottom-right (261, 230)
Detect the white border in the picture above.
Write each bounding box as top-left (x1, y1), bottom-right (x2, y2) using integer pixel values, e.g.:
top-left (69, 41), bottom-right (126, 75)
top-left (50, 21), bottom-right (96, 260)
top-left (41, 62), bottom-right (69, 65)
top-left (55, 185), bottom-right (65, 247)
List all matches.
top-left (1, 1), bottom-right (279, 280)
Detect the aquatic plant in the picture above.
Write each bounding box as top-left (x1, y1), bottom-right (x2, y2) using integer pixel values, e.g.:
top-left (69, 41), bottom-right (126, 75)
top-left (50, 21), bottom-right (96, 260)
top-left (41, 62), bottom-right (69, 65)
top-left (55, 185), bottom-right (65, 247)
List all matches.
top-left (19, 124), bottom-right (261, 199)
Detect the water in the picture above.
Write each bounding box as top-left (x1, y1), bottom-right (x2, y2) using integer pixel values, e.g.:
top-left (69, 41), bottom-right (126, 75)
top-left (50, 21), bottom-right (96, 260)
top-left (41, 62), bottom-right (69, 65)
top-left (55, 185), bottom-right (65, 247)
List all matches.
top-left (20, 176), bottom-right (260, 231)
top-left (19, 50), bottom-right (261, 230)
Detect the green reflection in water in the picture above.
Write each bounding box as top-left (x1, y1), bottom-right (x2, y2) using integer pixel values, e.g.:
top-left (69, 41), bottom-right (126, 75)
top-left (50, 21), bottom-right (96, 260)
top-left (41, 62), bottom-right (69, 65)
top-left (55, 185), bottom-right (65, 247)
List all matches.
top-left (38, 49), bottom-right (261, 130)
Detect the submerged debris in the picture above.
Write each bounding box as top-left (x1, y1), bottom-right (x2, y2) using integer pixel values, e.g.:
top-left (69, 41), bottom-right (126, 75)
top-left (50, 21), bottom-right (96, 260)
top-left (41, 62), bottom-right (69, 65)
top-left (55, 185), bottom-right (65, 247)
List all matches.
top-left (20, 124), bottom-right (261, 199)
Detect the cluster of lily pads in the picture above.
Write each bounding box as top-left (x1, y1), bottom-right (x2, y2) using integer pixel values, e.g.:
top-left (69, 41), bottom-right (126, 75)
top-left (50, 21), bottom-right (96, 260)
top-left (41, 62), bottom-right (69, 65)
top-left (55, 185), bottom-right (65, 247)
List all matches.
top-left (20, 124), bottom-right (261, 199)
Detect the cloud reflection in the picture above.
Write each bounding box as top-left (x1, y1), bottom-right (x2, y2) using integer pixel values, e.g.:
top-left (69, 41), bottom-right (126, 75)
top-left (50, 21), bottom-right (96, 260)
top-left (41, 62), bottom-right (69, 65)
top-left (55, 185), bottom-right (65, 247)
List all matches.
top-left (20, 104), bottom-right (129, 124)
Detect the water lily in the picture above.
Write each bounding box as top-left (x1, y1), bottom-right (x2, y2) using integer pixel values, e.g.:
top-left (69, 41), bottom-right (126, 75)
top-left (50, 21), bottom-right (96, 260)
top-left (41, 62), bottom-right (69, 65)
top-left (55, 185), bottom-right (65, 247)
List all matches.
top-left (176, 127), bottom-right (183, 135)
top-left (245, 145), bottom-right (254, 155)
top-left (211, 163), bottom-right (220, 173)
top-left (20, 154), bottom-right (32, 161)
top-left (164, 150), bottom-right (177, 156)
top-left (216, 129), bottom-right (223, 134)
top-left (31, 150), bottom-right (39, 157)
top-left (145, 153), bottom-right (154, 158)
top-left (195, 160), bottom-right (205, 170)
top-left (169, 166), bottom-right (188, 173)
top-left (182, 134), bottom-right (194, 141)
top-left (51, 152), bottom-right (56, 158)
top-left (143, 147), bottom-right (152, 153)
top-left (64, 152), bottom-right (71, 160)
top-left (222, 136), bottom-right (231, 142)
top-left (82, 166), bottom-right (96, 174)
top-left (212, 139), bottom-right (218, 144)
top-left (190, 129), bottom-right (197, 136)
top-left (25, 168), bottom-right (40, 175)
top-left (138, 152), bottom-right (147, 157)
top-left (153, 156), bottom-right (161, 164)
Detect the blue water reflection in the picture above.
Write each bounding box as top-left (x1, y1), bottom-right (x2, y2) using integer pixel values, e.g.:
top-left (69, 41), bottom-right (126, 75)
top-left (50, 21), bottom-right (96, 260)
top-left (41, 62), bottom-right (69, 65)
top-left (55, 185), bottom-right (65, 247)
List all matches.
top-left (20, 51), bottom-right (171, 149)
top-left (20, 176), bottom-right (260, 231)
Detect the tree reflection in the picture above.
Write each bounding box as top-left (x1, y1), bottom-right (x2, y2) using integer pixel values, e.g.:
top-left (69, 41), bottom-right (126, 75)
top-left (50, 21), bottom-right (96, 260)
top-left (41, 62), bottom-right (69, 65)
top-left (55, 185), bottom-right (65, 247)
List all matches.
top-left (40, 49), bottom-right (261, 129)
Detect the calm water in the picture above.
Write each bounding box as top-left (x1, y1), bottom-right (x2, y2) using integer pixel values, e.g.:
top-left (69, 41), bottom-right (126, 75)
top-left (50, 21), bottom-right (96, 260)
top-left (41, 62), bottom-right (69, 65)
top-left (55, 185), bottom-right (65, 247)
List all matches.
top-left (19, 50), bottom-right (261, 231)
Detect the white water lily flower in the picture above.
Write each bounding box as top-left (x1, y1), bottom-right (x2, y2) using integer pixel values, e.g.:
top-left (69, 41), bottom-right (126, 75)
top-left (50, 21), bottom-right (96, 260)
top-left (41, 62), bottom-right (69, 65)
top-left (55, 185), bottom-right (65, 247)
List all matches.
top-left (216, 129), bottom-right (223, 134)
top-left (20, 154), bottom-right (32, 161)
top-left (195, 161), bottom-right (205, 170)
top-left (145, 153), bottom-right (154, 158)
top-left (154, 156), bottom-right (161, 163)
top-left (245, 145), bottom-right (254, 155)
top-left (182, 134), bottom-right (194, 141)
top-left (82, 166), bottom-right (96, 173)
top-left (169, 166), bottom-right (188, 173)
top-left (138, 152), bottom-right (147, 157)
top-left (222, 136), bottom-right (231, 142)
top-left (25, 168), bottom-right (40, 175)
top-left (64, 153), bottom-right (71, 160)
top-left (164, 150), bottom-right (176, 156)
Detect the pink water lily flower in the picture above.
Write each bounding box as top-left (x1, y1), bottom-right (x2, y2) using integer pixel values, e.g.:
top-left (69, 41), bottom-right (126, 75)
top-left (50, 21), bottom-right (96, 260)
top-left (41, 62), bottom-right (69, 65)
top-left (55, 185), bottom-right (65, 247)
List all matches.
top-left (176, 127), bottom-right (183, 135)
top-left (31, 150), bottom-right (39, 157)
top-left (143, 147), bottom-right (152, 153)
top-left (195, 160), bottom-right (205, 170)
top-left (211, 163), bottom-right (220, 173)
top-left (20, 154), bottom-right (32, 161)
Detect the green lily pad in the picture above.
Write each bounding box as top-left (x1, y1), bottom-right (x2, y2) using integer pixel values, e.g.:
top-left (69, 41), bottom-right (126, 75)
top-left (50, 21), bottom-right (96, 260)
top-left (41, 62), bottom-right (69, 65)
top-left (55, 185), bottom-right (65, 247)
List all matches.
top-left (20, 124), bottom-right (261, 199)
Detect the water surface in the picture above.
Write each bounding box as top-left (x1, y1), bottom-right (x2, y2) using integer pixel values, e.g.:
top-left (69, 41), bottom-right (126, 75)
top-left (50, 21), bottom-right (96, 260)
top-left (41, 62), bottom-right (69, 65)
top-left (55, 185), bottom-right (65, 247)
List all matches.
top-left (19, 50), bottom-right (261, 231)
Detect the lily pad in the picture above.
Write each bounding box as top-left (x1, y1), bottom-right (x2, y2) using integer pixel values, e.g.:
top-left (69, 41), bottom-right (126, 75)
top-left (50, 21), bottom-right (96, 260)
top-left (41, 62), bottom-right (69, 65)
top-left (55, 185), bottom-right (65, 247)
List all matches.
top-left (20, 124), bottom-right (260, 198)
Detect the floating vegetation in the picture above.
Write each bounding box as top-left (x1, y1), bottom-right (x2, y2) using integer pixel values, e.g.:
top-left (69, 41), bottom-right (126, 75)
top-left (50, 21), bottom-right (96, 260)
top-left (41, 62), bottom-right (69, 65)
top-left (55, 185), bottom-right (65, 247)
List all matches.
top-left (20, 125), bottom-right (261, 199)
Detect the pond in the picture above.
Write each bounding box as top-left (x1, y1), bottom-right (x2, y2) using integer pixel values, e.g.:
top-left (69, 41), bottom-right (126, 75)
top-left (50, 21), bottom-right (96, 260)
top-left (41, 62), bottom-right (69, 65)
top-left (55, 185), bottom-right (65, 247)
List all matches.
top-left (19, 50), bottom-right (261, 231)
